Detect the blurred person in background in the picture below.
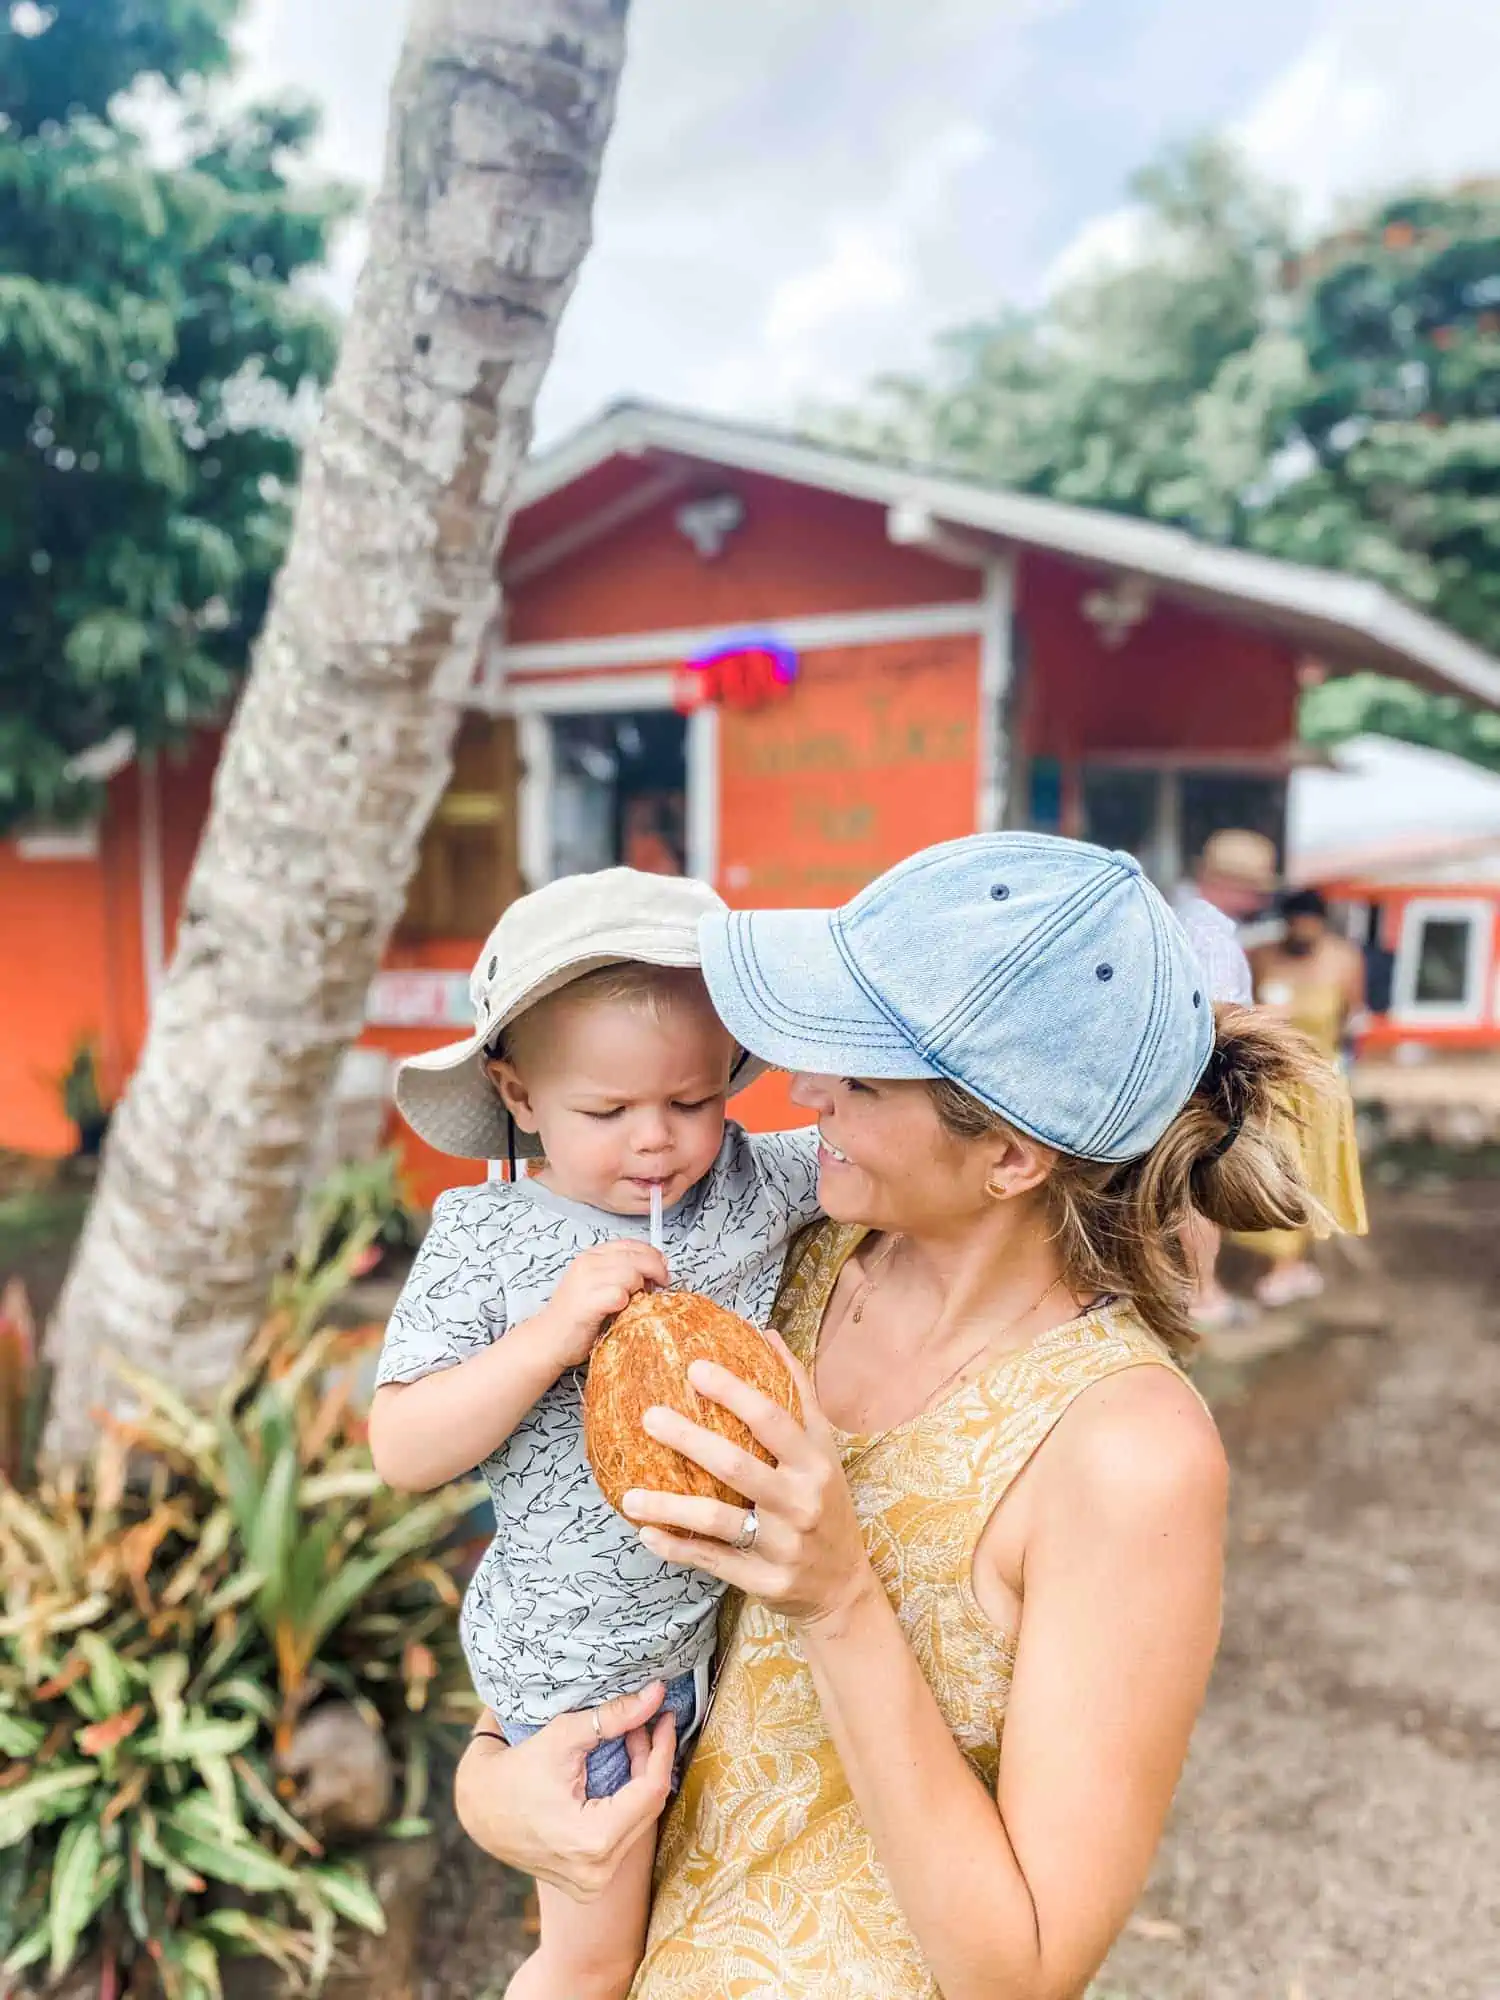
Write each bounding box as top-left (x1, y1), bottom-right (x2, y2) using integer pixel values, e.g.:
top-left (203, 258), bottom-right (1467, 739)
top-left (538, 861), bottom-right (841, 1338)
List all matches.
top-left (1173, 831), bottom-right (1276, 1331)
top-left (1244, 887), bottom-right (1368, 1306)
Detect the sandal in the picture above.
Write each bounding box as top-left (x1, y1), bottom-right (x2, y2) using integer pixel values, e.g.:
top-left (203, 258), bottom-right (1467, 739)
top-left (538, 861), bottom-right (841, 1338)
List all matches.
top-left (1191, 1295), bottom-right (1256, 1335)
top-left (1254, 1263), bottom-right (1325, 1310)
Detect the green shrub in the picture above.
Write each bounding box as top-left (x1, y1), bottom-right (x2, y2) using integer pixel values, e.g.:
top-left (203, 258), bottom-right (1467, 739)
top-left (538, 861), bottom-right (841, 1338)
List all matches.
top-left (0, 1229), bottom-right (480, 1997)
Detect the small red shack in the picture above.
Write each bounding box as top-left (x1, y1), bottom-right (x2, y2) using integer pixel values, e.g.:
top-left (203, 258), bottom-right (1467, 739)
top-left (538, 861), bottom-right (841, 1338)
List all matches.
top-left (8, 401), bottom-right (1500, 1202)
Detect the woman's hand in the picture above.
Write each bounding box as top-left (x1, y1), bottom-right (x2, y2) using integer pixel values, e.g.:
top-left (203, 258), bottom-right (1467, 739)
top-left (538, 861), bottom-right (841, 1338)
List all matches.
top-left (453, 1688), bottom-right (677, 1900)
top-left (622, 1333), bottom-right (878, 1630)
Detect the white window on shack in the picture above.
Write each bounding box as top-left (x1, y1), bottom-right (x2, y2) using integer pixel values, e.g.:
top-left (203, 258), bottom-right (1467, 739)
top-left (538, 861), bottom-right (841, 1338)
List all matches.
top-left (1391, 899), bottom-right (1492, 1025)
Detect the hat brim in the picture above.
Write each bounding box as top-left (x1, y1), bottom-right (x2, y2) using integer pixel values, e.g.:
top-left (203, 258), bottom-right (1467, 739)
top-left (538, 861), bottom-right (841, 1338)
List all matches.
top-left (395, 1035), bottom-right (533, 1161)
top-left (699, 908), bottom-right (939, 1082)
top-left (394, 1009), bottom-right (770, 1163)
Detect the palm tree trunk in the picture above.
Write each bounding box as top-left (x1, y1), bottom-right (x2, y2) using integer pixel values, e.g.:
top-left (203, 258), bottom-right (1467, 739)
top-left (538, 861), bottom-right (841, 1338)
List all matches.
top-left (44, 0), bottom-right (631, 1456)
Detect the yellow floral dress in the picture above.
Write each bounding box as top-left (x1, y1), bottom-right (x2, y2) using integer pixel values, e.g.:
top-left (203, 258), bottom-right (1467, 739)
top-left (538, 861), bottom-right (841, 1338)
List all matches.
top-left (1244, 975), bottom-right (1368, 1262)
top-left (631, 1222), bottom-right (1188, 2000)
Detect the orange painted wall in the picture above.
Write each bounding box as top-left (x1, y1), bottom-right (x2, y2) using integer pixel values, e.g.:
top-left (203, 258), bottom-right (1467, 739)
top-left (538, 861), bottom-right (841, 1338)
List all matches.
top-left (508, 469), bottom-right (978, 645)
top-left (1017, 551), bottom-right (1298, 756)
top-left (716, 631), bottom-right (979, 906)
top-left (360, 934), bottom-right (488, 1208)
top-left (0, 840), bottom-right (114, 1155)
top-left (710, 628), bottom-right (981, 1139)
top-left (1, 734), bottom-right (222, 1158)
top-left (499, 472), bottom-right (985, 1161)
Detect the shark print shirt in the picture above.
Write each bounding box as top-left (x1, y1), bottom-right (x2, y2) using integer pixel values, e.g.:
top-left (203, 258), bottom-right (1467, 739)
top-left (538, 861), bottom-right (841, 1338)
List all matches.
top-left (376, 1125), bottom-right (822, 1727)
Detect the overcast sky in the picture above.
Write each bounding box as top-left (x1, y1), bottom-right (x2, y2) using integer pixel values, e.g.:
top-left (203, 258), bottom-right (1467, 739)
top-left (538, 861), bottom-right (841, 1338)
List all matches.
top-left (237, 0), bottom-right (1500, 445)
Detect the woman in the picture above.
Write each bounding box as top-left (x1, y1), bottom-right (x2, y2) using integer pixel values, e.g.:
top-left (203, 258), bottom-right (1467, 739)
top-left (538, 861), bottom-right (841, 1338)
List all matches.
top-left (456, 834), bottom-right (1330, 2000)
top-left (1244, 886), bottom-right (1368, 1307)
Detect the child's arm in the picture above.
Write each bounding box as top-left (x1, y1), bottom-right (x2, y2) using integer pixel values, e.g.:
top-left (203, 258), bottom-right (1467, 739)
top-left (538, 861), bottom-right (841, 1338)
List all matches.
top-left (370, 1236), bottom-right (668, 1492)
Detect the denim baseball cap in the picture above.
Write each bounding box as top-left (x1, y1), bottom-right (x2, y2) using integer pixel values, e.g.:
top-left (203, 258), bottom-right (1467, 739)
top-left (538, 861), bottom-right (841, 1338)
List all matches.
top-left (698, 833), bottom-right (1215, 1164)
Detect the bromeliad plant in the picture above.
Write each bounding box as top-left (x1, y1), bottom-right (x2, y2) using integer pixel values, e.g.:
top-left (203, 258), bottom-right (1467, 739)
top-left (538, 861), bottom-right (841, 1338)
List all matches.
top-left (0, 1224), bottom-right (481, 1998)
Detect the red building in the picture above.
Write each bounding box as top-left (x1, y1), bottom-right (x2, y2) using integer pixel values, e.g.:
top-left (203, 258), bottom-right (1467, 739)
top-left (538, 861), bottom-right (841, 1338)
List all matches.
top-left (8, 402), bottom-right (1500, 1199)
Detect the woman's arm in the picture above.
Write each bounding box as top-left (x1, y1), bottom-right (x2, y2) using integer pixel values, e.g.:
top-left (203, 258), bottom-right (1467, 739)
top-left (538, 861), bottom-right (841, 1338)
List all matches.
top-left (453, 1689), bottom-right (678, 1899)
top-left (1338, 937), bottom-right (1367, 1021)
top-left (812, 1369), bottom-right (1224, 2000)
top-left (626, 1355), bottom-right (1226, 2000)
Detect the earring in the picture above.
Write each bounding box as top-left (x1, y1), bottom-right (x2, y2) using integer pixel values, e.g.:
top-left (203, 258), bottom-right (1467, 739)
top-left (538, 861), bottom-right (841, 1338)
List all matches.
top-left (985, 1175), bottom-right (1008, 1201)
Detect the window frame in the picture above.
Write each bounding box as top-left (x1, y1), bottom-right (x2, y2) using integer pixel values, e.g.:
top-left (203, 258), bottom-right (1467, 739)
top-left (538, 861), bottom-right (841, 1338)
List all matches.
top-left (509, 675), bottom-right (716, 889)
top-left (1390, 896), bottom-right (1492, 1025)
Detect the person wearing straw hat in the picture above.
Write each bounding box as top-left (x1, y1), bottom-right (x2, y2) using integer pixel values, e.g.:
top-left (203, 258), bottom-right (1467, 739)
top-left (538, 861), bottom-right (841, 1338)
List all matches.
top-left (367, 869), bottom-right (821, 2000)
top-left (1175, 831), bottom-right (1369, 1316)
top-left (1172, 828), bottom-right (1277, 1330)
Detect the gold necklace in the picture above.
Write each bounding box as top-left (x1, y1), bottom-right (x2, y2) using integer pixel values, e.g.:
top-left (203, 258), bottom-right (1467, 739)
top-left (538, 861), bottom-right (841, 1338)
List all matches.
top-left (847, 1232), bottom-right (902, 1325)
top-left (832, 1270), bottom-right (1071, 1478)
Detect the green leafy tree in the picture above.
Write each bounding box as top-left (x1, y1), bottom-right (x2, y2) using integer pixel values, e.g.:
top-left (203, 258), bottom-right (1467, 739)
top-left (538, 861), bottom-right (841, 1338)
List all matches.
top-left (1247, 183), bottom-right (1500, 641)
top-left (830, 147), bottom-right (1500, 768)
top-left (0, 0), bottom-right (352, 834)
top-left (832, 139), bottom-right (1294, 529)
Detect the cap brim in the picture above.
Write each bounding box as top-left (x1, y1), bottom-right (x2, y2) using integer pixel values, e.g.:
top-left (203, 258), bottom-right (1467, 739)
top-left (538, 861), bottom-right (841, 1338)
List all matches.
top-left (699, 909), bottom-right (937, 1081)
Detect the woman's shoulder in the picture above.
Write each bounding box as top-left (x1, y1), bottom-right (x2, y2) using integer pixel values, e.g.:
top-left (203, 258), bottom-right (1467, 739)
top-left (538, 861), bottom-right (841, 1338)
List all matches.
top-left (1039, 1330), bottom-right (1228, 1527)
top-left (1020, 1300), bottom-right (1225, 1502)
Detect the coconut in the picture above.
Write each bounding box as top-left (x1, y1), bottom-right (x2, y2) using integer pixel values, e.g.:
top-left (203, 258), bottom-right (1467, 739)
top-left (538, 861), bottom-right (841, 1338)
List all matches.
top-left (583, 1289), bottom-right (801, 1515)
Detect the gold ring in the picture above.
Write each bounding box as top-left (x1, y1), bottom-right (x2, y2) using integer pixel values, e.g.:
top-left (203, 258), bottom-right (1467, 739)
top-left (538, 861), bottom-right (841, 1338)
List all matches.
top-left (591, 1708), bottom-right (603, 1744)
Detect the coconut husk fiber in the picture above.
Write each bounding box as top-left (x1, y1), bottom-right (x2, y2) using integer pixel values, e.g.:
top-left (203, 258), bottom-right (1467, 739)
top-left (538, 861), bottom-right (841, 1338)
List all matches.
top-left (584, 1290), bottom-right (800, 1513)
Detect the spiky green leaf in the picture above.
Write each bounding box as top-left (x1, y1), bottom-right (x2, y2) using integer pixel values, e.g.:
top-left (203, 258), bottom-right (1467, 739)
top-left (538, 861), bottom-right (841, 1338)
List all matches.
top-left (0, 1766), bottom-right (98, 1845)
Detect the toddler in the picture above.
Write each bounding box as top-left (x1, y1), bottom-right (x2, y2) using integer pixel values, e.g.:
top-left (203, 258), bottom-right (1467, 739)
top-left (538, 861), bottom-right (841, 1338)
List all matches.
top-left (369, 868), bottom-right (820, 2000)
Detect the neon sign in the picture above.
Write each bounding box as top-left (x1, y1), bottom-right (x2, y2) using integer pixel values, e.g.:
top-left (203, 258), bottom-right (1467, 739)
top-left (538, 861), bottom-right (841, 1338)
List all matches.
top-left (673, 631), bottom-right (799, 715)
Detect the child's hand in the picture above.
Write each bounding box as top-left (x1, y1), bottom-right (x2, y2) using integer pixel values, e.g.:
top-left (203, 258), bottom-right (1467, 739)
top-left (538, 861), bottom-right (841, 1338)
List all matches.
top-left (541, 1241), bottom-right (670, 1369)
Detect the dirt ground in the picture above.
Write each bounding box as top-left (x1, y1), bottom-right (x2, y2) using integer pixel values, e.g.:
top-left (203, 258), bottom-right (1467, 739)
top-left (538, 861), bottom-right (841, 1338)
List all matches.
top-left (1095, 1176), bottom-right (1500, 2000)
top-left (406, 1173), bottom-right (1500, 2000)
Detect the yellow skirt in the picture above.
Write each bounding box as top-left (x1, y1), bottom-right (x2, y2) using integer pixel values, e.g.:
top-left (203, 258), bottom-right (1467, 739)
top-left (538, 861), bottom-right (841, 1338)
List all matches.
top-left (1236, 1069), bottom-right (1368, 1262)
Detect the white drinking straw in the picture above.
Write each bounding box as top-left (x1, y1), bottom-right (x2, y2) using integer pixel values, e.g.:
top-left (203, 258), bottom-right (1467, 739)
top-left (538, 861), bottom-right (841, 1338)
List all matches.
top-left (649, 1182), bottom-right (665, 1266)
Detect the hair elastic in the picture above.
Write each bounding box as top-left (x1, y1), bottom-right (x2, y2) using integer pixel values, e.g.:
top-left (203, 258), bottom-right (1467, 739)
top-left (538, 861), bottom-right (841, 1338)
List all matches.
top-left (1203, 1115), bottom-right (1243, 1163)
top-left (1200, 1040), bottom-right (1245, 1163)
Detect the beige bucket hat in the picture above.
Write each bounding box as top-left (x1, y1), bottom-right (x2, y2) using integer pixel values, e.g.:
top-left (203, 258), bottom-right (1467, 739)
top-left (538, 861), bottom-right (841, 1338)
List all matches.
top-left (394, 869), bottom-right (766, 1161)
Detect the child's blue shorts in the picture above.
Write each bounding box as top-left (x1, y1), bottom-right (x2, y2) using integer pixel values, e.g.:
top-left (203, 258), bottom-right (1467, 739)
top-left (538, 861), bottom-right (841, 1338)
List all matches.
top-left (499, 1659), bottom-right (709, 1800)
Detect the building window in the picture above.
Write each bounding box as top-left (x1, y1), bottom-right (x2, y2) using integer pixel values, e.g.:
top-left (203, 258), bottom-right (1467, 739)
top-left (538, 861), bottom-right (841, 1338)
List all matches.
top-left (1080, 768), bottom-right (1158, 870)
top-left (547, 711), bottom-right (687, 880)
top-left (1392, 899), bottom-right (1491, 1023)
top-left (1067, 765), bottom-right (1286, 885)
top-left (1413, 921), bottom-right (1472, 1005)
top-left (400, 715), bottom-right (521, 940)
